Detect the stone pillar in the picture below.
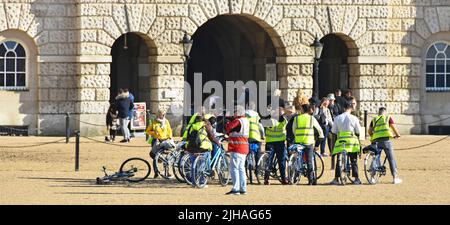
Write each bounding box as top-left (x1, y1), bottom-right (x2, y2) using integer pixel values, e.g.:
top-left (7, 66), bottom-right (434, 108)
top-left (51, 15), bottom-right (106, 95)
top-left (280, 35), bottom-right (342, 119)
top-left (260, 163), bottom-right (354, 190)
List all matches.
top-left (278, 63), bottom-right (313, 104)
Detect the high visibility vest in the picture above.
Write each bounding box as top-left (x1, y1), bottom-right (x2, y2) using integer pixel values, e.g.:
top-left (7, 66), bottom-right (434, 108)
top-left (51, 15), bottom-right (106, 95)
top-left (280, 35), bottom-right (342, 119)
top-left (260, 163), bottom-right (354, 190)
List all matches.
top-left (247, 115), bottom-right (262, 142)
top-left (294, 114), bottom-right (315, 145)
top-left (182, 113), bottom-right (198, 140)
top-left (228, 118), bottom-right (250, 153)
top-left (188, 121), bottom-right (212, 151)
top-left (371, 115), bottom-right (394, 141)
top-left (265, 118), bottom-right (287, 143)
top-left (332, 131), bottom-right (360, 155)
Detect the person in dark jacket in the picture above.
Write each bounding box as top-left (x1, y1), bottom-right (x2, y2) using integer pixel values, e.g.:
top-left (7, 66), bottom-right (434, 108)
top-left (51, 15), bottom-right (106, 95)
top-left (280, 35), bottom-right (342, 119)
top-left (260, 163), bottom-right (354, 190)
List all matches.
top-left (115, 89), bottom-right (134, 143)
top-left (105, 103), bottom-right (119, 142)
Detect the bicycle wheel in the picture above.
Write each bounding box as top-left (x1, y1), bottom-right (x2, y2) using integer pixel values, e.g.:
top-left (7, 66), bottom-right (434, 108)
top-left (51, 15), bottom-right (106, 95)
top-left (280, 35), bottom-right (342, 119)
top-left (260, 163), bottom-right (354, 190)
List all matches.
top-left (245, 153), bottom-right (255, 183)
top-left (119, 158), bottom-right (151, 183)
top-left (256, 152), bottom-right (269, 184)
top-left (287, 154), bottom-right (300, 184)
top-left (364, 152), bottom-right (381, 184)
top-left (193, 155), bottom-right (208, 188)
top-left (337, 153), bottom-right (347, 185)
top-left (180, 154), bottom-right (193, 185)
top-left (153, 149), bottom-right (173, 179)
top-left (271, 155), bottom-right (282, 182)
top-left (172, 151), bottom-right (185, 183)
top-left (217, 154), bottom-right (230, 186)
top-left (314, 152), bottom-right (325, 180)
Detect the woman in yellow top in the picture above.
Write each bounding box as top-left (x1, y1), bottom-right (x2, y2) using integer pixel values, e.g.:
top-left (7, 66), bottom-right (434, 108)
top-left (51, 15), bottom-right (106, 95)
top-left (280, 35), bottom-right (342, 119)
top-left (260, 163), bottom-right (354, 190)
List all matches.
top-left (146, 108), bottom-right (174, 159)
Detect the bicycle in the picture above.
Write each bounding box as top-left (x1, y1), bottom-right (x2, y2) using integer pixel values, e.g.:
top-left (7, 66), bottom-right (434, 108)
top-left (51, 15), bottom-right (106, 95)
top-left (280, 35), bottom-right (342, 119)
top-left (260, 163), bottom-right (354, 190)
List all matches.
top-left (116, 159), bottom-right (152, 183)
top-left (245, 143), bottom-right (260, 184)
top-left (335, 140), bottom-right (356, 185)
top-left (363, 143), bottom-right (388, 185)
top-left (152, 140), bottom-right (183, 179)
top-left (256, 145), bottom-right (283, 184)
top-left (192, 144), bottom-right (231, 188)
top-left (287, 144), bottom-right (324, 185)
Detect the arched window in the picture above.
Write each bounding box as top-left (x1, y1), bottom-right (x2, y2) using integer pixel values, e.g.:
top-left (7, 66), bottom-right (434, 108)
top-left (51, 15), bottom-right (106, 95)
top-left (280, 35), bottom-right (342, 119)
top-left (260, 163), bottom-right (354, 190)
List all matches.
top-left (0, 41), bottom-right (26, 90)
top-left (426, 42), bottom-right (450, 92)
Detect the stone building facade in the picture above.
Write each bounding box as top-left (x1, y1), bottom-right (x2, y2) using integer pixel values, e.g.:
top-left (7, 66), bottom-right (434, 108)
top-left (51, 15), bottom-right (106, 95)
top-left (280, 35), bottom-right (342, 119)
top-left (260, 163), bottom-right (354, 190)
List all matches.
top-left (0, 0), bottom-right (449, 136)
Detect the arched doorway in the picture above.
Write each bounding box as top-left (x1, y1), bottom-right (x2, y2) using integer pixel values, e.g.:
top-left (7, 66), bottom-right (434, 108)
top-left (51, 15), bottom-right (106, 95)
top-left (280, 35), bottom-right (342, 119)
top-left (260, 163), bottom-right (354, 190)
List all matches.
top-left (110, 33), bottom-right (155, 105)
top-left (187, 15), bottom-right (281, 109)
top-left (318, 34), bottom-right (351, 98)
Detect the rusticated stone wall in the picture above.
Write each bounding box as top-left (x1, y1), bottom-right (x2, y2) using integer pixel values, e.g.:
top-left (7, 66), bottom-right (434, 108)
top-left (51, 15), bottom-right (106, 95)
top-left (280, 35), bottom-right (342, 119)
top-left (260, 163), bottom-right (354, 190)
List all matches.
top-left (0, 0), bottom-right (449, 135)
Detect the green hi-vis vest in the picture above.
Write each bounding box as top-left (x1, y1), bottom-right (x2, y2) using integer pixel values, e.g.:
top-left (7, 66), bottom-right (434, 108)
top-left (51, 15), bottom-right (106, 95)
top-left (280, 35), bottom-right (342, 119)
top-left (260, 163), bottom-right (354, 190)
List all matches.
top-left (247, 115), bottom-right (262, 142)
top-left (182, 113), bottom-right (198, 140)
top-left (188, 121), bottom-right (213, 151)
top-left (371, 115), bottom-right (394, 141)
top-left (294, 114), bottom-right (315, 145)
top-left (265, 118), bottom-right (287, 143)
top-left (332, 131), bottom-right (360, 155)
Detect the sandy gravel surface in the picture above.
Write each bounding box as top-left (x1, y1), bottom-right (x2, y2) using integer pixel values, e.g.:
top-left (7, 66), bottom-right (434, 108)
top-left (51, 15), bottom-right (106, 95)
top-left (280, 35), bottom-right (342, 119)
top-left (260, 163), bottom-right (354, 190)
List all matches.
top-left (1, 135), bottom-right (449, 205)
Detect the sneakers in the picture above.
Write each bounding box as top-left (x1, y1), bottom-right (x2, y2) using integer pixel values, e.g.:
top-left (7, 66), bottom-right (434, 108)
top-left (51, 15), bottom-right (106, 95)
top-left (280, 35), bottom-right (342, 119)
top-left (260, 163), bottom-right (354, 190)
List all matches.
top-left (281, 180), bottom-right (289, 185)
top-left (352, 178), bottom-right (362, 185)
top-left (119, 139), bottom-right (129, 143)
top-left (321, 153), bottom-right (329, 157)
top-left (225, 190), bottom-right (240, 195)
top-left (239, 191), bottom-right (247, 195)
top-left (264, 180), bottom-right (270, 185)
top-left (329, 178), bottom-right (339, 185)
top-left (393, 178), bottom-right (403, 184)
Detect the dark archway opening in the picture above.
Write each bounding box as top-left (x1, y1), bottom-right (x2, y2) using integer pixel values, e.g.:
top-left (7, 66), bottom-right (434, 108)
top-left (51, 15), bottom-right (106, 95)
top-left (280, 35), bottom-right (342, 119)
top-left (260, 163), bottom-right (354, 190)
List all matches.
top-left (187, 15), bottom-right (278, 109)
top-left (110, 33), bottom-right (152, 104)
top-left (318, 34), bottom-right (350, 98)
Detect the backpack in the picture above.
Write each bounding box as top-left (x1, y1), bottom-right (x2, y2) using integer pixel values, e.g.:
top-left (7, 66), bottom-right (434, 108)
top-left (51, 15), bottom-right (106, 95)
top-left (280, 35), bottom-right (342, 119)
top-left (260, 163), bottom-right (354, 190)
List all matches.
top-left (186, 123), bottom-right (204, 150)
top-left (314, 108), bottom-right (327, 129)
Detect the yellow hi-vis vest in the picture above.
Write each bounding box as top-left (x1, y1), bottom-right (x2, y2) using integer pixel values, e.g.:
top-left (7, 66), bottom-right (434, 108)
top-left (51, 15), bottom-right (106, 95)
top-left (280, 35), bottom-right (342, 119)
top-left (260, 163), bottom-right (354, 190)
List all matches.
top-left (247, 115), bottom-right (262, 142)
top-left (182, 113), bottom-right (198, 140)
top-left (187, 121), bottom-right (212, 151)
top-left (294, 114), bottom-right (315, 145)
top-left (332, 131), bottom-right (360, 155)
top-left (371, 115), bottom-right (394, 141)
top-left (265, 118), bottom-right (287, 143)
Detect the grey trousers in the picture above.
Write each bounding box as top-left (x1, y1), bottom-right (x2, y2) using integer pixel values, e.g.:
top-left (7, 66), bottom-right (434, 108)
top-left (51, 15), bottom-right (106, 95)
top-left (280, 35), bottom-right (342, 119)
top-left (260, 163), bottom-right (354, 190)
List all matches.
top-left (375, 140), bottom-right (398, 177)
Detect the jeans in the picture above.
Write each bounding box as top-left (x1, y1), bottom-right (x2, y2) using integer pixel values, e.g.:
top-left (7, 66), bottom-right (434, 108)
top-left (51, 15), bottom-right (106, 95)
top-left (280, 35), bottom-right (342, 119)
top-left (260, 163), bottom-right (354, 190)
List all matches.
top-left (374, 140), bottom-right (398, 177)
top-left (230, 152), bottom-right (247, 192)
top-left (190, 151), bottom-right (211, 187)
top-left (119, 118), bottom-right (130, 140)
top-left (335, 152), bottom-right (359, 178)
top-left (265, 141), bottom-right (287, 182)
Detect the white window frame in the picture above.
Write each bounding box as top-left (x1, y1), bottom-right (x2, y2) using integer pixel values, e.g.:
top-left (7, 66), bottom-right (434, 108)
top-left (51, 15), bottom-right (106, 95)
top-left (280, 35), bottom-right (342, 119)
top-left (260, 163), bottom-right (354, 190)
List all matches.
top-left (0, 40), bottom-right (27, 91)
top-left (425, 41), bottom-right (450, 92)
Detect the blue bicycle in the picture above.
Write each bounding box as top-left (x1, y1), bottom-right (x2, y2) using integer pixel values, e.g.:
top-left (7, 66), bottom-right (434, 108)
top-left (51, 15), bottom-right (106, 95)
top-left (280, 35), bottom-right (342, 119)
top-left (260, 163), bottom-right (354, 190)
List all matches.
top-left (192, 144), bottom-right (231, 188)
top-left (287, 144), bottom-right (324, 184)
top-left (363, 143), bottom-right (387, 184)
top-left (256, 145), bottom-right (283, 183)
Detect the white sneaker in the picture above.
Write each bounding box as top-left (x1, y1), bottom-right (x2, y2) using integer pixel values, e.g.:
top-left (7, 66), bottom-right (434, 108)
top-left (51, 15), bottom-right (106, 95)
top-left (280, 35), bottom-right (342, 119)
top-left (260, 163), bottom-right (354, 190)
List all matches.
top-left (393, 178), bottom-right (403, 184)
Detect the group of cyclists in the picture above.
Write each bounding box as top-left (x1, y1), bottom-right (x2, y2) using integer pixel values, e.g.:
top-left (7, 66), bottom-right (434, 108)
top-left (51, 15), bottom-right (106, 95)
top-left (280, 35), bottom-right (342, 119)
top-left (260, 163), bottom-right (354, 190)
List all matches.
top-left (144, 89), bottom-right (403, 195)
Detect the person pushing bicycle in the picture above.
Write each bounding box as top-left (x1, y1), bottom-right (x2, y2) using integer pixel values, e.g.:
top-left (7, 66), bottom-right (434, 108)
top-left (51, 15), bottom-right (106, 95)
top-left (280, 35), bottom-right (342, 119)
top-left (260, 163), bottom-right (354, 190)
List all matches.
top-left (368, 107), bottom-right (402, 184)
top-left (291, 104), bottom-right (324, 185)
top-left (329, 96), bottom-right (362, 185)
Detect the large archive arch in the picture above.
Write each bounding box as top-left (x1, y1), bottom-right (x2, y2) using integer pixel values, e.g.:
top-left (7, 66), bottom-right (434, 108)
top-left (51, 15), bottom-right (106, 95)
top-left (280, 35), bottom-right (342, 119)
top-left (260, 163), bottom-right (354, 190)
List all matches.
top-left (0, 1), bottom-right (448, 135)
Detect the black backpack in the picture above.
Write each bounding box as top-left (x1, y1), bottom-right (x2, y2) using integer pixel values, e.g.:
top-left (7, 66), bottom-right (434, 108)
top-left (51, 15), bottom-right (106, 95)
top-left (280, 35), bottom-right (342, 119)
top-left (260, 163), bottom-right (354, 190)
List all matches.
top-left (186, 123), bottom-right (204, 150)
top-left (314, 108), bottom-right (327, 129)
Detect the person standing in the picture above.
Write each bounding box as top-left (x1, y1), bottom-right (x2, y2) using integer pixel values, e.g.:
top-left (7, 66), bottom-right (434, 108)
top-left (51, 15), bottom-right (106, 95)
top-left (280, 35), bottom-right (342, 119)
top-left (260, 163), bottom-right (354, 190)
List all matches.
top-left (315, 97), bottom-right (333, 157)
top-left (105, 102), bottom-right (118, 142)
top-left (124, 89), bottom-right (135, 138)
top-left (327, 93), bottom-right (339, 169)
top-left (263, 107), bottom-right (289, 185)
top-left (334, 89), bottom-right (345, 115)
top-left (245, 101), bottom-right (265, 184)
top-left (330, 96), bottom-right (362, 185)
top-left (368, 107), bottom-right (403, 184)
top-left (115, 89), bottom-right (134, 143)
top-left (225, 106), bottom-right (250, 195)
top-left (292, 104), bottom-right (324, 185)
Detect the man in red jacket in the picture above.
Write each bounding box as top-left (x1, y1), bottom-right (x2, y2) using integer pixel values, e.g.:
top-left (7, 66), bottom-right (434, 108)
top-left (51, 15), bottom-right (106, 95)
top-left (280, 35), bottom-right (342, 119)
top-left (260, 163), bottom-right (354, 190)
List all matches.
top-left (225, 105), bottom-right (250, 195)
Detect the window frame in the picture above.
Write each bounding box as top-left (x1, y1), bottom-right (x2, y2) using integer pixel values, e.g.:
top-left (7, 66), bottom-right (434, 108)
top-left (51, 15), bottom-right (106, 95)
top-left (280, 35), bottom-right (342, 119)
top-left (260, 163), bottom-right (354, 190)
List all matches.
top-left (0, 40), bottom-right (28, 91)
top-left (425, 41), bottom-right (450, 92)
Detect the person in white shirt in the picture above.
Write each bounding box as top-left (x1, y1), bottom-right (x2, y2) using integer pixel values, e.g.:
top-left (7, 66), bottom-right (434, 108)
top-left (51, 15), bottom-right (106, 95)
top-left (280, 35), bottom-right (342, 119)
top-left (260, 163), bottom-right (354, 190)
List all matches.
top-left (330, 96), bottom-right (362, 185)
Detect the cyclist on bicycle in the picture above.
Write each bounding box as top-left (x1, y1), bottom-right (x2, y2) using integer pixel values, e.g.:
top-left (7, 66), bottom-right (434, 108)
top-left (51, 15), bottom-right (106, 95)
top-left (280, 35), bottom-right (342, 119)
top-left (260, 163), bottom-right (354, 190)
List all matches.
top-left (368, 107), bottom-right (402, 184)
top-left (329, 97), bottom-right (362, 185)
top-left (291, 104), bottom-right (324, 185)
top-left (246, 101), bottom-right (265, 184)
top-left (186, 114), bottom-right (221, 188)
top-left (146, 108), bottom-right (174, 178)
top-left (262, 106), bottom-right (289, 185)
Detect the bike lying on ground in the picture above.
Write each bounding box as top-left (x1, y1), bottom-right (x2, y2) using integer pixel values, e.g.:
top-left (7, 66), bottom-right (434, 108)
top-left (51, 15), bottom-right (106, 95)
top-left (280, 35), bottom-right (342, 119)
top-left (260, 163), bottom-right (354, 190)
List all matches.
top-left (287, 144), bottom-right (324, 185)
top-left (363, 143), bottom-right (388, 184)
top-left (96, 164), bottom-right (151, 184)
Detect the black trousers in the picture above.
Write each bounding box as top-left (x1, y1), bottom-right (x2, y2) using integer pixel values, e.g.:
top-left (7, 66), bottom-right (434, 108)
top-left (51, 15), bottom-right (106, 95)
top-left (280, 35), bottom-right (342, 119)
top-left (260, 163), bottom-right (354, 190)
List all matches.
top-left (335, 152), bottom-right (359, 178)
